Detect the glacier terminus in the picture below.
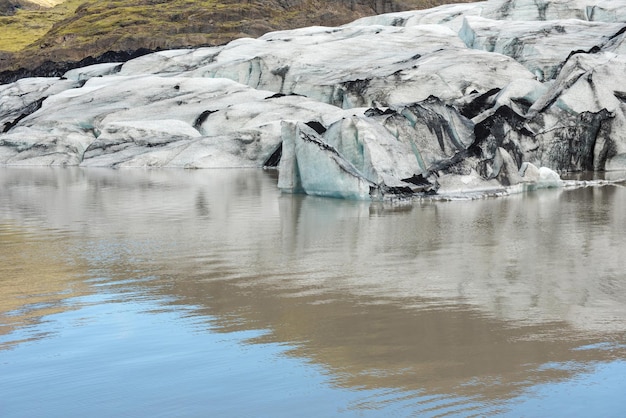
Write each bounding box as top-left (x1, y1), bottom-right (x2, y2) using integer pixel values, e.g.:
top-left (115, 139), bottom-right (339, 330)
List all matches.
top-left (2, 0), bottom-right (626, 199)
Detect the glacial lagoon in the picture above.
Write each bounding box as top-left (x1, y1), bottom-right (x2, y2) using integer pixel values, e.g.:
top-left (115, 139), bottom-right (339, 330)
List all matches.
top-left (1, 167), bottom-right (625, 417)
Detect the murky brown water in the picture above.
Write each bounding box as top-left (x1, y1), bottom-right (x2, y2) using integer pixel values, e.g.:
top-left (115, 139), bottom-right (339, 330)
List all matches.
top-left (1, 167), bottom-right (625, 417)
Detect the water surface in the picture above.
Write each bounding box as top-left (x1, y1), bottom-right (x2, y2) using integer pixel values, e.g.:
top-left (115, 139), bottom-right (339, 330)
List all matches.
top-left (1, 167), bottom-right (625, 417)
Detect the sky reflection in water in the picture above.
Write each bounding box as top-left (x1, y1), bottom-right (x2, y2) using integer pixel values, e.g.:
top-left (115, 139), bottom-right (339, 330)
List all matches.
top-left (1, 167), bottom-right (625, 417)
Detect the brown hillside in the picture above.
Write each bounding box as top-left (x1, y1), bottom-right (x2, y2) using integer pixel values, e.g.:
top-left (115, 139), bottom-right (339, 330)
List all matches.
top-left (1, 0), bottom-right (477, 77)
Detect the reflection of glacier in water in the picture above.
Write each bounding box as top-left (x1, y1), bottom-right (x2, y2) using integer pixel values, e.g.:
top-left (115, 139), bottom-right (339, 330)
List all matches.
top-left (2, 167), bottom-right (624, 332)
top-left (1, 167), bottom-right (625, 416)
top-left (282, 174), bottom-right (626, 334)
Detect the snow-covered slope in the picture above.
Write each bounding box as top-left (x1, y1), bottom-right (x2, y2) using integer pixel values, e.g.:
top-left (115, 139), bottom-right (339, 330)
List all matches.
top-left (2, 0), bottom-right (626, 199)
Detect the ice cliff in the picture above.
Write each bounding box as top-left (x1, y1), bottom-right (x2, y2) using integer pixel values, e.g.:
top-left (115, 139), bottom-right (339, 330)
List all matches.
top-left (2, 0), bottom-right (626, 199)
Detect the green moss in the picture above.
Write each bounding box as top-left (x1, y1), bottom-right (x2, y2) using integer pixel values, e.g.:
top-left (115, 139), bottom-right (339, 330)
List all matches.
top-left (26, 0), bottom-right (263, 51)
top-left (2, 0), bottom-right (480, 71)
top-left (0, 0), bottom-right (84, 51)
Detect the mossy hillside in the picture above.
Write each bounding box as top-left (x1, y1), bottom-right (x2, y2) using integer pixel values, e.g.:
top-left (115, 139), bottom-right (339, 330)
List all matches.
top-left (1, 0), bottom-right (258, 53)
top-left (0, 0), bottom-right (82, 51)
top-left (31, 0), bottom-right (372, 48)
top-left (44, 0), bottom-right (259, 44)
top-left (2, 0), bottom-right (478, 73)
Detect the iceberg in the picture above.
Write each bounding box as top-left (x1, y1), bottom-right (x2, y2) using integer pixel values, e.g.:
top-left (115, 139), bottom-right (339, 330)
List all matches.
top-left (279, 122), bottom-right (376, 200)
top-left (2, 0), bottom-right (626, 198)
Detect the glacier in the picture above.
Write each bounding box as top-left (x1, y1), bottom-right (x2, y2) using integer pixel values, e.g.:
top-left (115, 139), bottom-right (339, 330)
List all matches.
top-left (2, 0), bottom-right (626, 199)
